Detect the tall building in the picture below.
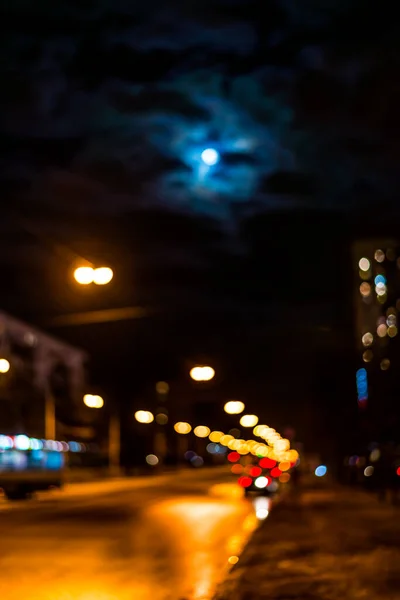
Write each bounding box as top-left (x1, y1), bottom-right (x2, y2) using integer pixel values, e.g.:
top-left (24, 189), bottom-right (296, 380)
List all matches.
top-left (352, 240), bottom-right (400, 440)
top-left (0, 310), bottom-right (90, 441)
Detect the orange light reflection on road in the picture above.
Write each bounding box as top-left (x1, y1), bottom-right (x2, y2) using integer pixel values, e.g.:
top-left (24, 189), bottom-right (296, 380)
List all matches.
top-left (148, 493), bottom-right (254, 599)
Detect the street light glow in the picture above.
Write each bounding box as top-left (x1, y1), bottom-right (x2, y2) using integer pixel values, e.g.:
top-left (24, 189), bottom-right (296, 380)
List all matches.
top-left (74, 266), bottom-right (94, 285)
top-left (135, 410), bottom-right (154, 424)
top-left (83, 394), bottom-right (104, 408)
top-left (194, 426), bottom-right (210, 438)
top-left (239, 414), bottom-right (259, 428)
top-left (174, 422), bottom-right (192, 434)
top-left (93, 267), bottom-right (113, 285)
top-left (0, 358), bottom-right (10, 373)
top-left (224, 401), bottom-right (245, 415)
top-left (190, 366), bottom-right (215, 382)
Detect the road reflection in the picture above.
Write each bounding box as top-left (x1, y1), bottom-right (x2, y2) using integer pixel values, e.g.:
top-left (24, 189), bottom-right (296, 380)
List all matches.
top-left (0, 479), bottom-right (270, 600)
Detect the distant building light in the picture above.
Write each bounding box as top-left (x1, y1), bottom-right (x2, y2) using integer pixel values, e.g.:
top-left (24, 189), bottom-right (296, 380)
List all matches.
top-left (362, 332), bottom-right (373, 347)
top-left (315, 465), bottom-right (327, 477)
top-left (359, 257), bottom-right (370, 271)
top-left (374, 249), bottom-right (385, 263)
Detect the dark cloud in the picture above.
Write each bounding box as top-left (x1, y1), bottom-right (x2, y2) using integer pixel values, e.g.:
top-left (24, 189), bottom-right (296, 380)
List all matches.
top-left (0, 0), bottom-right (399, 226)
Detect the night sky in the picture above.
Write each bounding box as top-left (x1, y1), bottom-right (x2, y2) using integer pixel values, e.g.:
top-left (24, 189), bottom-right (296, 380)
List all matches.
top-left (0, 1), bottom-right (398, 454)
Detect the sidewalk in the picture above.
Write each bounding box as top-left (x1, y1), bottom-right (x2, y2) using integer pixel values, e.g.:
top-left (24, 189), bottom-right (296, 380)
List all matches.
top-left (215, 482), bottom-right (400, 600)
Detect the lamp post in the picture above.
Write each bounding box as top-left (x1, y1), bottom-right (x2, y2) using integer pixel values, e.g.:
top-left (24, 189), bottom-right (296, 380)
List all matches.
top-left (84, 394), bottom-right (120, 474)
top-left (74, 266), bottom-right (113, 286)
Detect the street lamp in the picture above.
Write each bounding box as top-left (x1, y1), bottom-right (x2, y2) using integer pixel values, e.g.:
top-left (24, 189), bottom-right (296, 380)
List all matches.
top-left (190, 366), bottom-right (215, 382)
top-left (174, 422), bottom-right (192, 434)
top-left (240, 414), bottom-right (259, 428)
top-left (83, 394), bottom-right (104, 408)
top-left (0, 358), bottom-right (10, 374)
top-left (93, 267), bottom-right (113, 285)
top-left (74, 266), bottom-right (113, 286)
top-left (83, 393), bottom-right (120, 473)
top-left (224, 400), bottom-right (245, 415)
top-left (135, 410), bottom-right (154, 424)
top-left (74, 266), bottom-right (94, 285)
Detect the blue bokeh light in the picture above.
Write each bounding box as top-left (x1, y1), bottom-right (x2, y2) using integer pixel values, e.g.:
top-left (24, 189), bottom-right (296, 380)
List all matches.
top-left (201, 148), bottom-right (220, 166)
top-left (315, 465), bottom-right (327, 477)
top-left (374, 274), bottom-right (386, 285)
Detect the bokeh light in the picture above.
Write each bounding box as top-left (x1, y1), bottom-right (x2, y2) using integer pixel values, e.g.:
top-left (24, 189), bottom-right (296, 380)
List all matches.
top-left (362, 332), bottom-right (373, 347)
top-left (0, 358), bottom-right (10, 373)
top-left (359, 257), bottom-right (370, 271)
top-left (174, 422), bottom-right (192, 434)
top-left (364, 466), bottom-right (374, 477)
top-left (359, 282), bottom-right (371, 297)
top-left (74, 266), bottom-right (94, 284)
top-left (374, 249), bottom-right (385, 263)
top-left (194, 425), bottom-right (210, 438)
top-left (93, 267), bottom-right (113, 285)
top-left (254, 476), bottom-right (268, 489)
top-left (190, 366), bottom-right (215, 381)
top-left (362, 350), bottom-right (373, 362)
top-left (155, 413), bottom-right (168, 425)
top-left (135, 410), bottom-right (154, 424)
top-left (239, 414), bottom-right (259, 428)
top-left (209, 431), bottom-right (224, 442)
top-left (224, 401), bottom-right (245, 414)
top-left (83, 394), bottom-right (104, 409)
top-left (380, 358), bottom-right (390, 371)
top-left (377, 324), bottom-right (387, 338)
top-left (146, 454), bottom-right (159, 466)
top-left (156, 381), bottom-right (169, 394)
top-left (315, 465), bottom-right (327, 477)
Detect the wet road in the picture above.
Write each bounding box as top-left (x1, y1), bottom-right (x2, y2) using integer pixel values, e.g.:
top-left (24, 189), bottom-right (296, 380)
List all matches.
top-left (0, 469), bottom-right (268, 600)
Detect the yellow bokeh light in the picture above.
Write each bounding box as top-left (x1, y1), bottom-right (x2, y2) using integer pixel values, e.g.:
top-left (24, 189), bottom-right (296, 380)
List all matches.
top-left (74, 266), bottom-right (94, 284)
top-left (194, 425), bottom-right (210, 438)
top-left (83, 394), bottom-right (104, 408)
top-left (135, 410), bottom-right (154, 424)
top-left (174, 422), bottom-right (192, 434)
top-left (287, 449), bottom-right (299, 463)
top-left (156, 381), bottom-right (169, 394)
top-left (209, 431), bottom-right (224, 443)
top-left (255, 445), bottom-right (269, 457)
top-left (253, 424), bottom-right (267, 436)
top-left (0, 358), bottom-right (10, 374)
top-left (93, 266), bottom-right (113, 285)
top-left (388, 325), bottom-right (398, 338)
top-left (190, 366), bottom-right (215, 381)
top-left (224, 400), bottom-right (245, 414)
top-left (219, 435), bottom-right (234, 446)
top-left (228, 556), bottom-right (239, 565)
top-left (279, 461), bottom-right (291, 472)
top-left (239, 414), bottom-right (259, 428)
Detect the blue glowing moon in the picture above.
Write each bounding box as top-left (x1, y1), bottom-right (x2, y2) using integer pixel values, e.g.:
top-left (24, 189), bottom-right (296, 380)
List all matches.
top-left (201, 148), bottom-right (220, 166)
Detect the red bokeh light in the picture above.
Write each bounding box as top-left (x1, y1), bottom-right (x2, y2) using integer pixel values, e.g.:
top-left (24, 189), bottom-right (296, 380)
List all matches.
top-left (228, 451), bottom-right (241, 463)
top-left (238, 476), bottom-right (253, 488)
top-left (270, 467), bottom-right (282, 478)
top-left (259, 458), bottom-right (276, 469)
top-left (231, 464), bottom-right (243, 475)
top-left (397, 467), bottom-right (400, 477)
top-left (249, 466), bottom-right (262, 478)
